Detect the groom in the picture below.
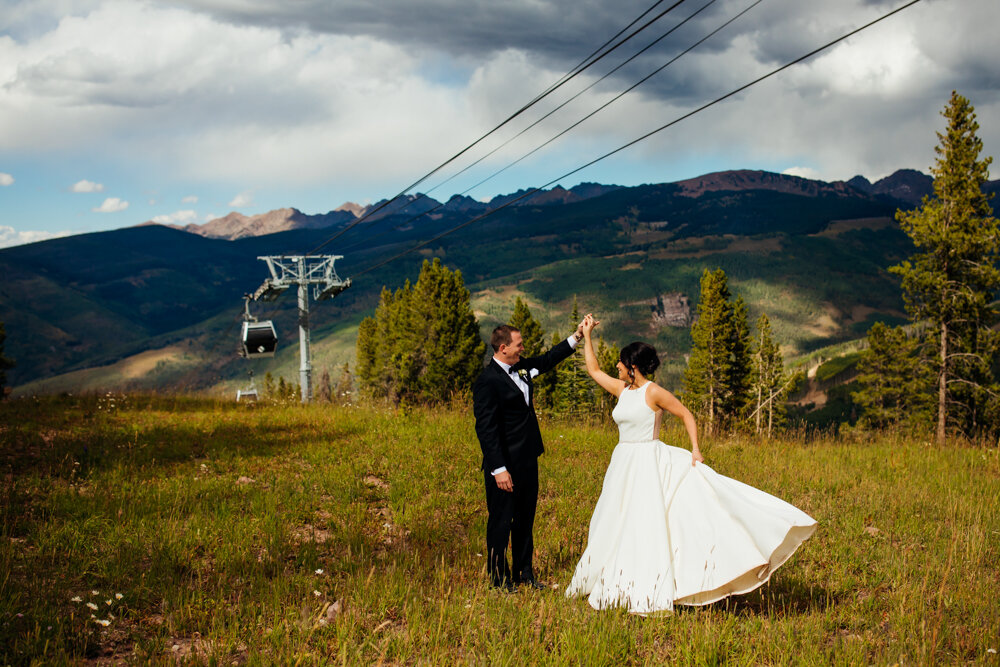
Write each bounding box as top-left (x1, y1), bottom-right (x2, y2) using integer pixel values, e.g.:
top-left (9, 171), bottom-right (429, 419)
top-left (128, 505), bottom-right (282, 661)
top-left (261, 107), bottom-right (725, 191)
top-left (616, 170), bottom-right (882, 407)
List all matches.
top-left (473, 321), bottom-right (583, 592)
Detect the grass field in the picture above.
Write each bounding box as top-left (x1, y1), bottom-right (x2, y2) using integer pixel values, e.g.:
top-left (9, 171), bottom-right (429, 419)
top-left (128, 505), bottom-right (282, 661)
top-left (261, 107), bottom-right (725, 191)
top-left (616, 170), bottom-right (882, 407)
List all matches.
top-left (2, 395), bottom-right (998, 665)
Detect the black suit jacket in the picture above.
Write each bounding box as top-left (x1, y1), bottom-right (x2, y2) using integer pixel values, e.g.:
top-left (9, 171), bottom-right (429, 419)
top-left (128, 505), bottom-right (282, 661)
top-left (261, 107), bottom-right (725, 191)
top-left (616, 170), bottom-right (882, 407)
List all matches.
top-left (472, 339), bottom-right (574, 472)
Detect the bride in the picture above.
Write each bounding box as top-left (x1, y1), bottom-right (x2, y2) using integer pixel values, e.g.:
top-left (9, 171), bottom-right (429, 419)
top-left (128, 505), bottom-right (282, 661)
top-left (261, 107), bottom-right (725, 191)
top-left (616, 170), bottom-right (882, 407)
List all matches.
top-left (565, 314), bottom-right (817, 614)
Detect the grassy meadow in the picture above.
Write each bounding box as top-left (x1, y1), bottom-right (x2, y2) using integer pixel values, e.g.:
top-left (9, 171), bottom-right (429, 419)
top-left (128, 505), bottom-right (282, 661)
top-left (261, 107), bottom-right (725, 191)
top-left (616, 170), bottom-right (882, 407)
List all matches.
top-left (1, 395), bottom-right (998, 665)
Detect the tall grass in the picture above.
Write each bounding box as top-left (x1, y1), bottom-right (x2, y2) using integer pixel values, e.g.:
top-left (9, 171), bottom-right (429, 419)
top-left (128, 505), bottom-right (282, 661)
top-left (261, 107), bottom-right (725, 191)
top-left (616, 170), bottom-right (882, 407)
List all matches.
top-left (1, 395), bottom-right (997, 664)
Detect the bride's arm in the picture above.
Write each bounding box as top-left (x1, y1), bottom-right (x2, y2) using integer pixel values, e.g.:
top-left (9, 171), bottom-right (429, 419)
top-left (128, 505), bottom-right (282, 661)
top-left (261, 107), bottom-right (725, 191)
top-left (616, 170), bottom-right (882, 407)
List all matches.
top-left (582, 314), bottom-right (624, 397)
top-left (649, 384), bottom-right (704, 465)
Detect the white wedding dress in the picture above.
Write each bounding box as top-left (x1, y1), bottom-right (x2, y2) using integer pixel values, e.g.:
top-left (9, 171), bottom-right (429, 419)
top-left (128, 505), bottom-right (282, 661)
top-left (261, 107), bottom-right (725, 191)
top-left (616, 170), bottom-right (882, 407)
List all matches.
top-left (565, 382), bottom-right (817, 614)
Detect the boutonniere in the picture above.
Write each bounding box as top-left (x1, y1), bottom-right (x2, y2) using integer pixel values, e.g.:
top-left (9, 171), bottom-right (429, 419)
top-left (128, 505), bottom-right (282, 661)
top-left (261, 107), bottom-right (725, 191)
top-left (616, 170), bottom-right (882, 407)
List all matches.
top-left (517, 369), bottom-right (529, 381)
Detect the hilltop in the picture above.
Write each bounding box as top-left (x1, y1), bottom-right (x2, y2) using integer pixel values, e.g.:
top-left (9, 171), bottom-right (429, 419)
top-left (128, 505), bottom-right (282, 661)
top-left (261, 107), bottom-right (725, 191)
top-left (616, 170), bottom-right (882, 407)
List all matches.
top-left (3, 167), bottom-right (995, 400)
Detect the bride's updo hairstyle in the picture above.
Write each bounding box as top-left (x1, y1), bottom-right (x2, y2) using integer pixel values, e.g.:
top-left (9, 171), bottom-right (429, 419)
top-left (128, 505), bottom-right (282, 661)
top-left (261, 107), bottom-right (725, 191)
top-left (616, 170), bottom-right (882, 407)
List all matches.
top-left (619, 342), bottom-right (660, 380)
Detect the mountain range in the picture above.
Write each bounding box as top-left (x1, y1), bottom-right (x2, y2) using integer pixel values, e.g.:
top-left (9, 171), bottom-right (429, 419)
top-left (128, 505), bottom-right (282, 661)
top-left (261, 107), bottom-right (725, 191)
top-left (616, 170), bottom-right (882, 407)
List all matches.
top-left (2, 167), bottom-right (996, 399)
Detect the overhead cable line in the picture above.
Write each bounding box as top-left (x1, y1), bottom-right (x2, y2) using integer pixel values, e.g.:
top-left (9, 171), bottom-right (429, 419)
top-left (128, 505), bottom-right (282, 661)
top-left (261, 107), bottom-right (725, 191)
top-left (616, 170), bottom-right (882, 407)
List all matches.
top-left (348, 0), bottom-right (925, 279)
top-left (418, 0), bottom-right (722, 202)
top-left (305, 0), bottom-right (690, 255)
top-left (334, 0), bottom-right (741, 257)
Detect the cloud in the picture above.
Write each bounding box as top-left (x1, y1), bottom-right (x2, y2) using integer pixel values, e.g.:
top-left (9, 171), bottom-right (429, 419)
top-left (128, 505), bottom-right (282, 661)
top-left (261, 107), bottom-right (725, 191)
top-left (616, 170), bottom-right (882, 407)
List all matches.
top-left (92, 197), bottom-right (129, 213)
top-left (0, 173), bottom-right (13, 186)
top-left (181, 194), bottom-right (198, 203)
top-left (70, 179), bottom-right (104, 192)
top-left (0, 225), bottom-right (71, 248)
top-left (0, 0), bottom-right (996, 211)
top-left (151, 209), bottom-right (198, 225)
top-left (782, 166), bottom-right (823, 180)
top-left (228, 191), bottom-right (253, 207)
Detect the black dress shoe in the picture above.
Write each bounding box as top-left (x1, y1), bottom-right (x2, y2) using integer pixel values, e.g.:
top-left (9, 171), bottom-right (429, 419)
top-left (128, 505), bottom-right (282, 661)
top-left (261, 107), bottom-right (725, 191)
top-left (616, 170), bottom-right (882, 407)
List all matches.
top-left (518, 577), bottom-right (547, 590)
top-left (491, 580), bottom-right (518, 593)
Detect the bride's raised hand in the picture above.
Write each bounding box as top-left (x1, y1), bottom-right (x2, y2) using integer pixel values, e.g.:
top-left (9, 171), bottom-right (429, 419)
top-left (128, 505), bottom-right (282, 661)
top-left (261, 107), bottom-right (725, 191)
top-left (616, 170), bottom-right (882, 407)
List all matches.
top-left (582, 313), bottom-right (600, 334)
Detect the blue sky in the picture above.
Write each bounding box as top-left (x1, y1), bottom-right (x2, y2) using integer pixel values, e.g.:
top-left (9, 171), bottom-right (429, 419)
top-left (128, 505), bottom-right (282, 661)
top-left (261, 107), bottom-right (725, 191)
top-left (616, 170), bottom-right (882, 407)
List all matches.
top-left (1, 0), bottom-right (998, 247)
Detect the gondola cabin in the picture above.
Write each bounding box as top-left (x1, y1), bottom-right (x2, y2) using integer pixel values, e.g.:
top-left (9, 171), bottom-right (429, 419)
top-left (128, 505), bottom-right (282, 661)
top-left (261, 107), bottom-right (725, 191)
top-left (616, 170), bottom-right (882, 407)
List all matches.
top-left (241, 320), bottom-right (278, 358)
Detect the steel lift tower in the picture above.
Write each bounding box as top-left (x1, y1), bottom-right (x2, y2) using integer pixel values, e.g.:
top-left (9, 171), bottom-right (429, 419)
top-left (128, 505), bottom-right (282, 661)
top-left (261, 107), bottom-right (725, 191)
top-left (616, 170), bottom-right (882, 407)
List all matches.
top-left (252, 255), bottom-right (351, 403)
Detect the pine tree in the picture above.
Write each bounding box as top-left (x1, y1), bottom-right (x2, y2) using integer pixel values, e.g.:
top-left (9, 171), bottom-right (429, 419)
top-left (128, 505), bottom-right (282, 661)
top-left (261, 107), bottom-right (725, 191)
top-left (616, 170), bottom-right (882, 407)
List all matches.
top-left (509, 297), bottom-right (551, 407)
top-left (553, 297), bottom-right (592, 415)
top-left (851, 323), bottom-right (933, 429)
top-left (263, 371), bottom-right (275, 398)
top-left (684, 269), bottom-right (735, 435)
top-left (726, 295), bottom-right (752, 421)
top-left (890, 91), bottom-right (1000, 442)
top-left (595, 336), bottom-right (621, 417)
top-left (0, 322), bottom-right (14, 399)
top-left (509, 297), bottom-right (545, 357)
top-left (354, 259), bottom-right (485, 403)
top-left (334, 362), bottom-right (353, 403)
top-left (749, 313), bottom-right (787, 436)
top-left (317, 367), bottom-right (333, 403)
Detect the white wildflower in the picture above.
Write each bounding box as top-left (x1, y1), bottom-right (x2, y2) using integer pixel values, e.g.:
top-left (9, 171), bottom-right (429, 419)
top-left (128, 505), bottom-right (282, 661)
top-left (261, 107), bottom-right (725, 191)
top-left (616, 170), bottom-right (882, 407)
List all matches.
top-left (114, 593), bottom-right (123, 600)
top-left (95, 619), bottom-right (111, 627)
top-left (91, 590), bottom-right (99, 596)
top-left (315, 569), bottom-right (324, 575)
top-left (105, 599), bottom-right (112, 606)
top-left (86, 602), bottom-right (98, 610)
top-left (71, 596), bottom-right (82, 603)
top-left (313, 590), bottom-right (322, 597)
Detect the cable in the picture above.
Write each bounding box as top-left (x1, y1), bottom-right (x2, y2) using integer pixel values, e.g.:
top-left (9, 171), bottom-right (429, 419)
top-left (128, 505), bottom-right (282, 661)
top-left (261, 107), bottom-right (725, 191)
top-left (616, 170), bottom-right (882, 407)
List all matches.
top-left (348, 0), bottom-right (925, 279)
top-left (304, 0), bottom-right (691, 255)
top-left (334, 0), bottom-right (740, 257)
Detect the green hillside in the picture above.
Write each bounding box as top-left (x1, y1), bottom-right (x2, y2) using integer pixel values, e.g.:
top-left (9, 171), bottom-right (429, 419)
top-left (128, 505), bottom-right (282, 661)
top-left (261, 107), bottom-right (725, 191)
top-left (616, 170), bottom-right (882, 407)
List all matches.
top-left (2, 173), bottom-right (913, 397)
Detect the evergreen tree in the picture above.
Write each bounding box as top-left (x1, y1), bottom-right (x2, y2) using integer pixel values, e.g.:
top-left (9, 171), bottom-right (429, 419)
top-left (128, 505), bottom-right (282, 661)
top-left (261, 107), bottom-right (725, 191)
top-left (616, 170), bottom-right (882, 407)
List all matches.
top-left (509, 297), bottom-right (545, 356)
top-left (0, 322), bottom-right (14, 398)
top-left (851, 323), bottom-right (933, 429)
top-left (317, 367), bottom-right (333, 403)
top-left (595, 336), bottom-right (621, 418)
top-left (354, 258), bottom-right (485, 403)
top-left (509, 297), bottom-right (552, 407)
top-left (553, 298), bottom-right (593, 415)
top-left (334, 362), bottom-right (354, 403)
top-left (263, 371), bottom-right (275, 398)
top-left (726, 295), bottom-right (752, 421)
top-left (749, 313), bottom-right (787, 437)
top-left (890, 91), bottom-right (1000, 442)
top-left (684, 269), bottom-right (735, 435)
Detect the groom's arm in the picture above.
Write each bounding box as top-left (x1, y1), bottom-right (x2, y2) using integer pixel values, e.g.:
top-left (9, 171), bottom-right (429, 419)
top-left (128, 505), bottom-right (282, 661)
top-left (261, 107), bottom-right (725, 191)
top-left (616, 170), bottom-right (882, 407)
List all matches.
top-left (518, 336), bottom-right (577, 376)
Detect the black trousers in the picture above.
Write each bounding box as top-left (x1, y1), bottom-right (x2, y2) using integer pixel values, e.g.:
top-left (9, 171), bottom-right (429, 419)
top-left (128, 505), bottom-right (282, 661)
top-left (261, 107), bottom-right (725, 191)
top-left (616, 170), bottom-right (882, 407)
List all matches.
top-left (484, 459), bottom-right (539, 587)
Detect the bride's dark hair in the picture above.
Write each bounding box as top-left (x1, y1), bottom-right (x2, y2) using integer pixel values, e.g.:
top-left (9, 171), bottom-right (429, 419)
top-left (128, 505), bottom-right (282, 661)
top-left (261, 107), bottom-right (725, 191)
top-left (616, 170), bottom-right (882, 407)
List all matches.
top-left (619, 342), bottom-right (660, 380)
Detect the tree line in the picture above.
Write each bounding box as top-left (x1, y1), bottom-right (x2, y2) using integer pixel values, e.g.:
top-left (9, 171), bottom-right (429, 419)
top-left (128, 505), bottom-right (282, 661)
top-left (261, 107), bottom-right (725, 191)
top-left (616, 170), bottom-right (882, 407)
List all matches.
top-left (351, 93), bottom-right (998, 444)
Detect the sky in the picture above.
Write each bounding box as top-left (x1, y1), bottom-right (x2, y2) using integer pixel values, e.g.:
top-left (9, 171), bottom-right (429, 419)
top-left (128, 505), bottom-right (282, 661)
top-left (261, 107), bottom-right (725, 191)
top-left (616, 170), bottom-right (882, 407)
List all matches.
top-left (1, 0), bottom-right (998, 248)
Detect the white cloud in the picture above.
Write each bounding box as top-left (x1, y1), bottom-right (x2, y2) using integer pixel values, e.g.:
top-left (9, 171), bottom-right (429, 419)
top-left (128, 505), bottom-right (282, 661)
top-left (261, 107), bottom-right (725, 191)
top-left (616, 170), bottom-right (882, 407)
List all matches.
top-left (204, 212), bottom-right (218, 222)
top-left (0, 225), bottom-right (71, 248)
top-left (782, 166), bottom-right (822, 180)
top-left (228, 191), bottom-right (253, 207)
top-left (181, 194), bottom-right (198, 203)
top-left (151, 209), bottom-right (198, 225)
top-left (70, 179), bottom-right (104, 192)
top-left (93, 197), bottom-right (129, 213)
top-left (0, 173), bottom-right (13, 186)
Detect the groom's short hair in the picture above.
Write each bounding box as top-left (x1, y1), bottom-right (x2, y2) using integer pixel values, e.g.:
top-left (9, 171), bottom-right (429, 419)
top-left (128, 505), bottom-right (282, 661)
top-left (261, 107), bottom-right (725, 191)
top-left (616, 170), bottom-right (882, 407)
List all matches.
top-left (491, 325), bottom-right (520, 352)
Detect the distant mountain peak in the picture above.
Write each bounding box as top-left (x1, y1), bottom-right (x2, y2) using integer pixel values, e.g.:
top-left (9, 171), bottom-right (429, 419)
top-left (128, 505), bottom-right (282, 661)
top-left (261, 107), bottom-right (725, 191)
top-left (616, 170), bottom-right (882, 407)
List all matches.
top-left (673, 169), bottom-right (858, 198)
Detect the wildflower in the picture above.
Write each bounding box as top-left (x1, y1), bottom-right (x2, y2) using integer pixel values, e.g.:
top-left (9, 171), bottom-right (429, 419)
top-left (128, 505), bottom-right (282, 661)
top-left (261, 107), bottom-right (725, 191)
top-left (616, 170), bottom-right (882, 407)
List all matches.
top-left (114, 593), bottom-right (123, 600)
top-left (86, 602), bottom-right (98, 610)
top-left (95, 619), bottom-right (111, 627)
top-left (315, 569), bottom-right (324, 575)
top-left (91, 590), bottom-right (99, 596)
top-left (16, 613), bottom-right (23, 618)
top-left (91, 614), bottom-right (96, 619)
top-left (71, 596), bottom-right (82, 603)
top-left (988, 648), bottom-right (998, 654)
top-left (105, 599), bottom-right (112, 606)
top-left (313, 590), bottom-right (322, 597)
